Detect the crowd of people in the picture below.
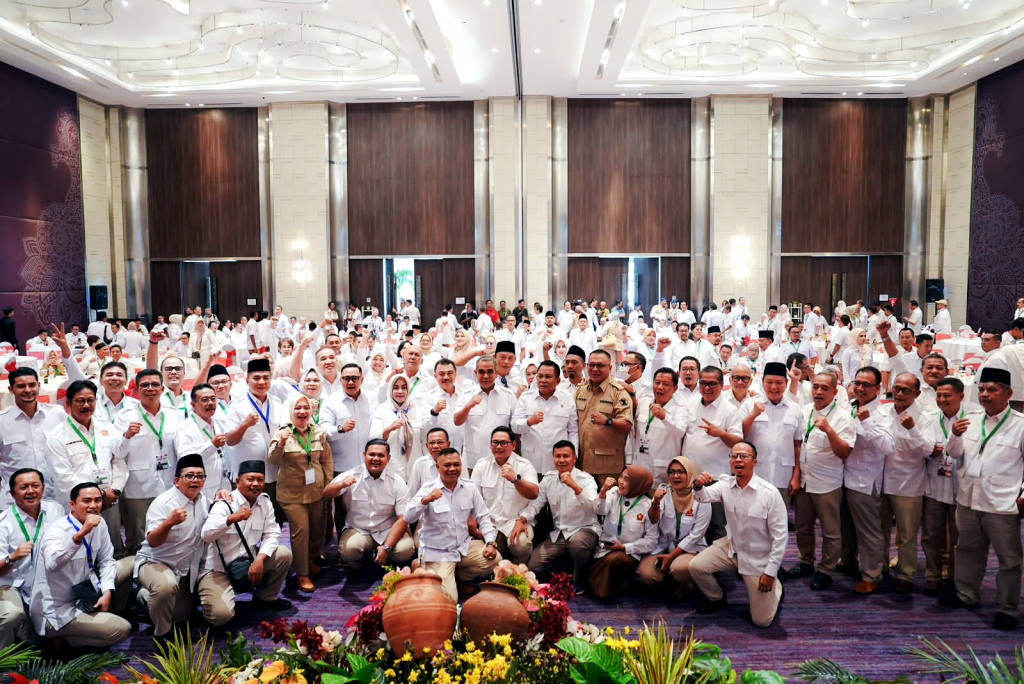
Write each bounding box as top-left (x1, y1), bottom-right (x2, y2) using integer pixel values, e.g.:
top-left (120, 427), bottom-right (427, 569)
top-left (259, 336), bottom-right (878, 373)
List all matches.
top-left (1, 291), bottom-right (1024, 654)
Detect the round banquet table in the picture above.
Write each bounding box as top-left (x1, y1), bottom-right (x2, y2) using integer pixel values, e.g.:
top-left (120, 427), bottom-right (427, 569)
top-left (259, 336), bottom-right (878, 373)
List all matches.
top-left (934, 338), bottom-right (982, 364)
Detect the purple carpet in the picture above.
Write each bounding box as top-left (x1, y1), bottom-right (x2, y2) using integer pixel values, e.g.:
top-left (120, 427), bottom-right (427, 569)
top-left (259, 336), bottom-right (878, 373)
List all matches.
top-left (110, 525), bottom-right (1024, 681)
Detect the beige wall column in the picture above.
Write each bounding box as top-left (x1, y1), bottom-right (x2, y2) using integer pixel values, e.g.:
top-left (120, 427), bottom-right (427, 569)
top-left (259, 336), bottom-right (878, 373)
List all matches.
top-left (489, 97), bottom-right (520, 303)
top-left (904, 96), bottom-right (933, 311)
top-left (526, 95), bottom-right (554, 308)
top-left (119, 106), bottom-right (150, 319)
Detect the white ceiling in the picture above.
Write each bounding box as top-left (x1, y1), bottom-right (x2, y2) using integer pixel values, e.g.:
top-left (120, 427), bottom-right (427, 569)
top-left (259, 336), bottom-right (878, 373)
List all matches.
top-left (0, 0), bottom-right (1021, 106)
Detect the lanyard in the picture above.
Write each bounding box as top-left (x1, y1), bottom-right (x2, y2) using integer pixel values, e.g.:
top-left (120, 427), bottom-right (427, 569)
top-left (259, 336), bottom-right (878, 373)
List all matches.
top-left (67, 419), bottom-right (98, 469)
top-left (13, 508), bottom-right (43, 553)
top-left (105, 402), bottom-right (113, 421)
top-left (645, 407), bottom-right (657, 436)
top-left (939, 409), bottom-right (964, 441)
top-left (248, 394), bottom-right (271, 433)
top-left (195, 416), bottom-right (222, 459)
top-left (617, 496), bottom-right (643, 536)
top-left (66, 516), bottom-right (93, 569)
top-left (139, 406), bottom-right (165, 449)
top-left (166, 391), bottom-right (188, 418)
top-left (805, 401), bottom-right (837, 441)
top-left (980, 410), bottom-right (1012, 455)
top-left (292, 428), bottom-right (313, 465)
top-left (675, 508), bottom-right (682, 540)
top-left (408, 377), bottom-right (420, 396)
top-left (313, 400), bottom-right (321, 425)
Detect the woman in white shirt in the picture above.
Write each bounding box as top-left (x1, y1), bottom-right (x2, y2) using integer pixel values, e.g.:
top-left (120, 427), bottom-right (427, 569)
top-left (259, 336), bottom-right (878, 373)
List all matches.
top-left (368, 374), bottom-right (424, 478)
top-left (187, 319), bottom-right (220, 365)
top-left (549, 338), bottom-right (569, 369)
top-left (841, 328), bottom-right (872, 387)
top-left (416, 333), bottom-right (442, 374)
top-left (361, 349), bottom-right (389, 398)
top-left (589, 465), bottom-right (660, 598)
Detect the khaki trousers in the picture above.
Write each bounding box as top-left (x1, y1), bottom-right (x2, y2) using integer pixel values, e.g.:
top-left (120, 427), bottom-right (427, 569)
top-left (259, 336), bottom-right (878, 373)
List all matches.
top-left (690, 538), bottom-right (782, 628)
top-left (921, 496), bottom-right (958, 583)
top-left (421, 540), bottom-right (501, 601)
top-left (339, 529), bottom-right (415, 570)
top-left (527, 529), bottom-right (599, 589)
top-left (138, 561), bottom-right (194, 637)
top-left (953, 505), bottom-right (1023, 617)
top-left (794, 488), bottom-right (842, 574)
top-left (638, 552), bottom-right (697, 595)
top-left (198, 546), bottom-right (294, 626)
top-left (881, 493), bottom-right (923, 582)
top-left (45, 558), bottom-right (134, 647)
top-left (495, 527), bottom-right (534, 565)
top-left (102, 502), bottom-right (124, 560)
top-left (121, 497), bottom-right (155, 557)
top-left (0, 586), bottom-right (27, 648)
top-left (280, 499), bottom-right (326, 577)
top-left (841, 487), bottom-right (885, 584)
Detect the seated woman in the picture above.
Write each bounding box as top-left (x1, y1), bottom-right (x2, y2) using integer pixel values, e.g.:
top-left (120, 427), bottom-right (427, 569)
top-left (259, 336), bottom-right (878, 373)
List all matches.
top-left (41, 349), bottom-right (66, 378)
top-left (637, 457), bottom-right (711, 597)
top-left (588, 465), bottom-right (659, 598)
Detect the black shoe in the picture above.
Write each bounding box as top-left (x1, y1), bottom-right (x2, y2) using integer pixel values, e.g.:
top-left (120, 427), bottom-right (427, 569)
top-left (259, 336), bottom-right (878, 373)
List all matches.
top-left (786, 562), bottom-right (814, 579)
top-left (835, 563), bottom-right (861, 578)
top-left (787, 520), bottom-right (796, 532)
top-left (810, 572), bottom-right (832, 591)
top-left (939, 593), bottom-right (971, 608)
top-left (995, 613), bottom-right (1019, 631)
top-left (695, 595), bottom-right (728, 615)
top-left (251, 597), bottom-right (293, 612)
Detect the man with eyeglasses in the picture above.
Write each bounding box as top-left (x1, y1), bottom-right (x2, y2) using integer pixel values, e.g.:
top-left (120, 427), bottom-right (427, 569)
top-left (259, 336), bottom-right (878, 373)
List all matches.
top-left (471, 427), bottom-right (538, 564)
top-left (454, 356), bottom-right (517, 472)
top-left (512, 361), bottom-right (578, 475)
top-left (631, 368), bottom-right (687, 480)
top-left (420, 358), bottom-right (468, 457)
top-left (618, 351), bottom-right (651, 402)
top-left (55, 327), bottom-right (136, 426)
top-left (574, 350), bottom-right (634, 487)
top-left (202, 364), bottom-right (235, 415)
top-left (145, 335), bottom-right (190, 418)
top-left (724, 364), bottom-right (758, 410)
top-left (225, 359), bottom-right (284, 510)
top-left (836, 367), bottom-right (895, 595)
top-left (176, 384), bottom-right (232, 502)
top-left (114, 369), bottom-right (182, 556)
top-left (46, 380), bottom-right (128, 559)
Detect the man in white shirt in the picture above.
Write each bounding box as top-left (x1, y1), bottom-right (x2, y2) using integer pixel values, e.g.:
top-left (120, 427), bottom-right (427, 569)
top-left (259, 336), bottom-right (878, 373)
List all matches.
top-left (0, 468), bottom-right (64, 647)
top-left (632, 368), bottom-right (687, 478)
top-left (0, 368), bottom-right (66, 507)
top-left (903, 300), bottom-right (924, 335)
top-left (87, 313), bottom-right (112, 344)
top-left (472, 427), bottom-right (539, 564)
top-left (494, 341), bottom-right (524, 394)
top-left (739, 363), bottom-right (802, 510)
top-left (932, 300), bottom-right (952, 335)
top-left (512, 361), bottom-right (578, 474)
top-left (183, 307), bottom-right (200, 335)
top-left (557, 301), bottom-right (575, 333)
top-left (787, 372), bottom-right (855, 591)
top-left (690, 441), bottom-right (787, 628)
top-left (420, 359), bottom-right (467, 455)
top-left (696, 327), bottom-right (725, 370)
top-left (940, 366), bottom-right (1024, 630)
top-left (404, 449), bottom-right (500, 600)
top-left (676, 302), bottom-right (697, 326)
top-left (176, 385), bottom-right (232, 502)
top-left (122, 322), bottom-right (146, 358)
top-left (24, 330), bottom-right (57, 353)
top-left (67, 325), bottom-right (87, 348)
top-left (782, 324), bottom-right (817, 365)
top-left (93, 362), bottom-right (138, 425)
top-left (199, 460), bottom-right (293, 625)
top-left (671, 325), bottom-right (698, 370)
top-left (676, 356), bottom-right (701, 405)
top-left (225, 359), bottom-right (283, 504)
top-left (567, 317), bottom-right (597, 358)
top-left (408, 428), bottom-right (449, 497)
top-left (453, 356), bottom-right (517, 471)
top-left (30, 482), bottom-right (132, 647)
top-left (802, 305), bottom-right (821, 339)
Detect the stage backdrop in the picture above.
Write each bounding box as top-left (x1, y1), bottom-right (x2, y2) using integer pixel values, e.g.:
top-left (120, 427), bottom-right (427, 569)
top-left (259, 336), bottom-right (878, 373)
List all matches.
top-left (969, 58), bottom-right (1024, 332)
top-left (0, 61), bottom-right (86, 350)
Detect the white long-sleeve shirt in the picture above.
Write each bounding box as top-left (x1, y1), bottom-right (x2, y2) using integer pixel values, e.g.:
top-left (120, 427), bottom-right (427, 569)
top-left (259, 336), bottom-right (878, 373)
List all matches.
top-left (0, 501), bottom-right (64, 597)
top-left (224, 394), bottom-right (283, 483)
top-left (405, 477), bottom-right (496, 562)
top-left (175, 414), bottom-right (231, 499)
top-left (631, 395), bottom-right (688, 472)
top-left (331, 465), bottom-right (410, 544)
top-left (0, 403), bottom-right (66, 506)
top-left (927, 408), bottom-right (968, 505)
top-left (134, 487), bottom-right (210, 589)
top-left (521, 468), bottom-right (600, 542)
top-left (454, 386), bottom-right (517, 470)
top-left (882, 402), bottom-right (935, 497)
top-left (682, 394), bottom-right (741, 478)
top-left (948, 406), bottom-right (1024, 515)
top-left (418, 385), bottom-right (469, 455)
top-left (46, 417), bottom-right (127, 502)
top-left (470, 453), bottom-right (538, 537)
top-left (595, 489), bottom-right (658, 560)
top-left (843, 397), bottom-right (896, 496)
top-left (201, 489), bottom-right (280, 574)
top-left (114, 404), bottom-right (181, 498)
top-left (695, 474), bottom-right (788, 577)
top-left (320, 390), bottom-right (377, 474)
top-left (511, 389), bottom-right (579, 474)
top-left (739, 397), bottom-right (803, 489)
top-left (651, 498), bottom-right (710, 555)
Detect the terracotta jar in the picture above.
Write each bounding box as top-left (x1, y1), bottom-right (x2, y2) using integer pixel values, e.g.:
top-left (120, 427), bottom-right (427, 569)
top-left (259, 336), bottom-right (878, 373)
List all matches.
top-left (460, 581), bottom-right (530, 643)
top-left (382, 574), bottom-right (457, 658)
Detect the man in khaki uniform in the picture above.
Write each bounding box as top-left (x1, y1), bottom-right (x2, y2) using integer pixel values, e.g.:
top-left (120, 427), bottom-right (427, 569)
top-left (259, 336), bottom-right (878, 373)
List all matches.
top-left (575, 349), bottom-right (635, 485)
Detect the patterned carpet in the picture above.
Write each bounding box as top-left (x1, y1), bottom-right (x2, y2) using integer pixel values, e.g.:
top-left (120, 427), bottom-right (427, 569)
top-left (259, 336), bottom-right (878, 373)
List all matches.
top-left (108, 526), bottom-right (1024, 682)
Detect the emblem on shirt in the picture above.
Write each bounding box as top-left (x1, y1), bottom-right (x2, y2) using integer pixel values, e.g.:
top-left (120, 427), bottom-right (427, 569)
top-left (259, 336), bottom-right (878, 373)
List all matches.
top-left (636, 513), bottom-right (644, 521)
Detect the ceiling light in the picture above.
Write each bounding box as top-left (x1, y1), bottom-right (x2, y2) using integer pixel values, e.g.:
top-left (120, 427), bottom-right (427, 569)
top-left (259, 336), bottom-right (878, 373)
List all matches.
top-left (995, 57), bottom-right (1001, 61)
top-left (424, 50), bottom-right (434, 63)
top-left (861, 19), bottom-right (869, 27)
top-left (413, 96), bottom-right (418, 100)
top-left (174, 69), bottom-right (179, 75)
top-left (614, 2), bottom-right (625, 18)
top-left (600, 49), bottom-right (610, 63)
top-left (731, 46), bottom-right (737, 52)
top-left (199, 40), bottom-right (205, 50)
top-left (322, 0), bottom-right (328, 6)
top-left (748, 83), bottom-right (777, 88)
top-left (120, 0), bottom-right (127, 5)
top-left (857, 92), bottom-right (863, 96)
top-left (236, 26), bottom-right (243, 34)
top-left (484, 0), bottom-right (491, 4)
top-left (963, 55), bottom-right (981, 66)
top-left (105, 59), bottom-right (111, 66)
top-left (963, 72), bottom-right (968, 75)
top-left (492, 46), bottom-right (498, 52)
top-left (841, 91), bottom-right (847, 95)
top-left (769, 0), bottom-right (775, 5)
top-left (185, 103), bottom-right (191, 107)
top-left (620, 93), bottom-right (626, 96)
top-left (821, 0), bottom-right (827, 4)
top-left (380, 86), bottom-right (425, 91)
top-left (535, 0), bottom-right (541, 4)
top-left (397, 97), bottom-right (402, 100)
top-left (872, 82), bottom-right (904, 88)
top-left (871, 52), bottom-right (877, 59)
top-left (963, 2), bottom-right (969, 8)
top-left (534, 48), bottom-right (541, 53)
top-left (59, 65), bottom-right (87, 79)
top-left (127, 71), bottom-right (134, 78)
top-left (165, 58), bottom-right (172, 65)
top-left (199, 104), bottom-right (205, 107)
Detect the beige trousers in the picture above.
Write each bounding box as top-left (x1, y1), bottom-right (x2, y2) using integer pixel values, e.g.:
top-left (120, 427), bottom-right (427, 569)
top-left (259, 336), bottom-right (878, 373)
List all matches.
top-left (280, 499), bottom-right (326, 577)
top-left (198, 546), bottom-right (294, 626)
top-left (421, 540), bottom-right (502, 601)
top-left (121, 497), bottom-right (155, 557)
top-left (137, 561), bottom-right (194, 637)
top-left (638, 552), bottom-right (697, 595)
top-left (0, 586), bottom-right (27, 648)
top-left (794, 488), bottom-right (842, 574)
top-left (841, 487), bottom-right (885, 583)
top-left (921, 496), bottom-right (958, 583)
top-left (881, 493), bottom-right (923, 582)
top-left (45, 558), bottom-right (134, 647)
top-left (689, 538), bottom-right (782, 628)
top-left (953, 505), bottom-right (1023, 616)
top-left (339, 529), bottom-right (415, 570)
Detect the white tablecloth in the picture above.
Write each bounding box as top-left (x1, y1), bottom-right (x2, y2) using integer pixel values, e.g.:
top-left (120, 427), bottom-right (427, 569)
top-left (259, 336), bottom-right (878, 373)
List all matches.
top-left (934, 338), bottom-right (983, 364)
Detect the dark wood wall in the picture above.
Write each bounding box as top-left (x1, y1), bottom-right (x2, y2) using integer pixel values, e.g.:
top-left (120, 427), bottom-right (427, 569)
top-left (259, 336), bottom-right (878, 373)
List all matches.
top-left (146, 108), bottom-right (261, 259)
top-left (150, 261), bottom-right (182, 325)
top-left (415, 258), bottom-right (475, 325)
top-left (347, 102), bottom-right (475, 256)
top-left (567, 99), bottom-right (691, 254)
top-left (210, 261), bottom-right (262, 322)
top-left (349, 260), bottom-right (384, 312)
top-left (660, 257), bottom-right (691, 305)
top-left (780, 256), bottom-right (903, 319)
top-left (782, 99), bottom-right (906, 253)
top-left (567, 258), bottom-right (628, 305)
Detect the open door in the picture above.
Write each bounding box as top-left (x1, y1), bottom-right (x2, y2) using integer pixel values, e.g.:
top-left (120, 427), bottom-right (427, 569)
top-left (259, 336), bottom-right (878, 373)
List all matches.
top-left (632, 257), bottom-right (660, 312)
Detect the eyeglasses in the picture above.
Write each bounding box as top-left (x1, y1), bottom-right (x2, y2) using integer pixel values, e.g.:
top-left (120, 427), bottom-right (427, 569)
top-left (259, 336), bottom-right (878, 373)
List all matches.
top-left (667, 469), bottom-right (686, 475)
top-left (701, 381), bottom-right (720, 388)
top-left (138, 382), bottom-right (163, 390)
top-left (178, 473), bottom-right (207, 481)
top-left (729, 453), bottom-right (755, 461)
top-left (341, 376), bottom-right (362, 383)
top-left (71, 398), bottom-right (96, 406)
top-left (587, 363), bottom-right (609, 370)
top-left (891, 386), bottom-right (918, 395)
top-left (731, 376), bottom-right (752, 383)
top-left (164, 367), bottom-right (184, 373)
top-left (490, 440), bottom-right (512, 448)
top-left (851, 381), bottom-right (880, 388)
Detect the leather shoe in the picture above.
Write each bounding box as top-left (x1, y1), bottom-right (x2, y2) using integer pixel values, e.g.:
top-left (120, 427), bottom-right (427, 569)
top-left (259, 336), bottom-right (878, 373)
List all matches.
top-left (308, 562), bottom-right (322, 576)
top-left (923, 580), bottom-right (941, 596)
top-left (893, 579), bottom-right (913, 594)
top-left (938, 593), bottom-right (971, 608)
top-left (786, 562), bottom-right (815, 579)
top-left (995, 613), bottom-right (1019, 631)
top-left (251, 597), bottom-right (293, 611)
top-left (810, 572), bottom-right (832, 591)
top-left (695, 595), bottom-right (728, 615)
top-left (297, 576), bottom-right (315, 592)
top-left (835, 563), bottom-right (861, 578)
top-left (854, 581), bottom-right (881, 595)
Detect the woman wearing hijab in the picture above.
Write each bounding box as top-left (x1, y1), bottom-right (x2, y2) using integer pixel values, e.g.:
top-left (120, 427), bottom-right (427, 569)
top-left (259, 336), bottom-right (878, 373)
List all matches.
top-left (417, 332), bottom-right (442, 373)
top-left (451, 327), bottom-right (484, 381)
top-left (269, 394), bottom-right (333, 592)
top-left (638, 457), bottom-right (711, 597)
top-left (361, 349), bottom-right (389, 398)
top-left (588, 465), bottom-right (659, 598)
top-left (549, 338), bottom-right (569, 369)
top-left (368, 374), bottom-right (423, 478)
top-left (299, 367), bottom-right (324, 421)
top-left (841, 328), bottom-right (872, 387)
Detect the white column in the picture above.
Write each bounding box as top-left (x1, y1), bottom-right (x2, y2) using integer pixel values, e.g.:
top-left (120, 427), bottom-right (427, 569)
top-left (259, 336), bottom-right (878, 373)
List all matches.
top-left (942, 86), bottom-right (976, 327)
top-left (523, 96), bottom-right (552, 308)
top-left (489, 97), bottom-right (519, 303)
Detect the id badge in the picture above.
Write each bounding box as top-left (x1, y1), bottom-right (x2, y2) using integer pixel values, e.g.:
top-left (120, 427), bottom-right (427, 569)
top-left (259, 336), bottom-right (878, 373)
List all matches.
top-left (966, 457), bottom-right (982, 478)
top-left (97, 468), bottom-right (110, 485)
top-left (156, 453), bottom-right (169, 471)
top-left (938, 459), bottom-right (953, 478)
top-left (638, 437), bottom-right (650, 455)
top-left (304, 468), bottom-right (317, 485)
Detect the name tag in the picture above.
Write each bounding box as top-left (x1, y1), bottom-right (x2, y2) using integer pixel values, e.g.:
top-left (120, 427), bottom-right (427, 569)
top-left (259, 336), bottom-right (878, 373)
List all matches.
top-left (304, 468), bottom-right (317, 485)
top-left (966, 458), bottom-right (982, 478)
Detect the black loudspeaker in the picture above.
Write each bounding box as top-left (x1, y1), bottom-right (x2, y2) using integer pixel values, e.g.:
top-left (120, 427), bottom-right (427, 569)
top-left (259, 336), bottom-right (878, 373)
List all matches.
top-left (925, 279), bottom-right (945, 303)
top-left (89, 285), bottom-right (108, 310)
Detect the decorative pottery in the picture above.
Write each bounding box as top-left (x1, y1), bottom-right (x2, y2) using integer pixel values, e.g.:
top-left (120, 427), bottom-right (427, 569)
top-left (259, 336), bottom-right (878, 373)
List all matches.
top-left (382, 574), bottom-right (457, 658)
top-left (460, 581), bottom-right (530, 643)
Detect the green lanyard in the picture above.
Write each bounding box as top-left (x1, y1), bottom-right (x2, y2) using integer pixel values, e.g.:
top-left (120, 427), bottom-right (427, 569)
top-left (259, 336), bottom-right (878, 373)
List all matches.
top-left (194, 416), bottom-right (222, 459)
top-left (292, 428), bottom-right (313, 465)
top-left (980, 410), bottom-right (1012, 455)
top-left (617, 496), bottom-right (643, 536)
top-left (791, 341), bottom-right (800, 352)
top-left (13, 508), bottom-right (43, 555)
top-left (409, 377), bottom-right (420, 396)
top-left (645, 407), bottom-right (657, 436)
top-left (166, 391), bottom-right (188, 418)
top-left (67, 419), bottom-right (98, 469)
top-left (674, 508), bottom-right (682, 540)
top-left (139, 406), bottom-right (165, 450)
top-left (805, 401), bottom-right (837, 442)
top-left (939, 409), bottom-right (964, 441)
top-left (313, 401), bottom-right (321, 426)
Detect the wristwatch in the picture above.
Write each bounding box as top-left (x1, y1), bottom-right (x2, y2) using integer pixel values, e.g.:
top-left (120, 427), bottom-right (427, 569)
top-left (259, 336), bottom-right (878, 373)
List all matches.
top-left (605, 416), bottom-right (613, 427)
top-left (3, 555), bottom-right (13, 566)
top-left (381, 545), bottom-right (393, 555)
top-left (338, 424), bottom-right (346, 434)
top-left (515, 473), bottom-right (522, 482)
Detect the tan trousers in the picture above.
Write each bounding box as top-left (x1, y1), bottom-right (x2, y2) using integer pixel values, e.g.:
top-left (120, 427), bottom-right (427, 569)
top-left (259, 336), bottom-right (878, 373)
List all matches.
top-left (421, 540), bottom-right (502, 601)
top-left (45, 558), bottom-right (134, 647)
top-left (495, 526), bottom-right (534, 565)
top-left (339, 529), bottom-right (415, 570)
top-left (953, 505), bottom-right (1023, 616)
top-left (0, 586), bottom-right (27, 648)
top-left (794, 488), bottom-right (842, 574)
top-left (527, 529), bottom-right (599, 589)
top-left (102, 503), bottom-right (124, 560)
top-left (198, 546), bottom-right (294, 626)
top-left (690, 538), bottom-right (782, 628)
top-left (638, 552), bottom-right (697, 595)
top-left (138, 561), bottom-right (194, 637)
top-left (121, 497), bottom-right (155, 557)
top-left (841, 487), bottom-right (885, 584)
top-left (921, 496), bottom-right (958, 583)
top-left (881, 493), bottom-right (923, 582)
top-left (280, 499), bottom-right (326, 577)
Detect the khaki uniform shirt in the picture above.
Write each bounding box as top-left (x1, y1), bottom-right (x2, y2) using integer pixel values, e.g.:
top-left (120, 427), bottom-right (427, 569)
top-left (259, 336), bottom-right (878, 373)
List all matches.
top-left (574, 377), bottom-right (634, 476)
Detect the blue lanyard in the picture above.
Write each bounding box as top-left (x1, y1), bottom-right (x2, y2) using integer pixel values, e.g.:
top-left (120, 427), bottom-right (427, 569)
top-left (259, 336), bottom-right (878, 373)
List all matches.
top-left (66, 516), bottom-right (93, 569)
top-left (247, 394), bottom-right (271, 433)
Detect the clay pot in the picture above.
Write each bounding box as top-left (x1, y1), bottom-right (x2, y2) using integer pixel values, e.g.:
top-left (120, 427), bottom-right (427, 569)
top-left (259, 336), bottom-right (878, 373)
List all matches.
top-left (382, 574), bottom-right (457, 658)
top-left (460, 581), bottom-right (530, 643)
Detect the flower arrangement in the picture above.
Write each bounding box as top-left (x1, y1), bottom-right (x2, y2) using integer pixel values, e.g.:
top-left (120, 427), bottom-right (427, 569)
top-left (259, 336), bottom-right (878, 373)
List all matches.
top-left (259, 619), bottom-right (352, 669)
top-left (491, 563), bottom-right (577, 647)
top-left (227, 659), bottom-right (307, 684)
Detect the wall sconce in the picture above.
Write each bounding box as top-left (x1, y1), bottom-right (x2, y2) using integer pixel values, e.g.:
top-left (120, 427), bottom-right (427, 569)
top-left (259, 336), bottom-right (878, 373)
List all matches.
top-left (293, 239), bottom-right (309, 283)
top-left (732, 235), bottom-right (751, 280)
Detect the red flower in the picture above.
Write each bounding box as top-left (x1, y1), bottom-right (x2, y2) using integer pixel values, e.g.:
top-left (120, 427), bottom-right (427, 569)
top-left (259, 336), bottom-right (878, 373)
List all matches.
top-left (261, 618), bottom-right (292, 643)
top-left (7, 674), bottom-right (38, 684)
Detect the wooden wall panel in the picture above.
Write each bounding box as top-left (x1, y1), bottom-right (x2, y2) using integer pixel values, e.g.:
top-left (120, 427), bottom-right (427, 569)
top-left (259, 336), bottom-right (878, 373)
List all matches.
top-left (866, 255), bottom-right (904, 320)
top-left (210, 261), bottom-right (263, 323)
top-left (567, 257), bottom-right (628, 305)
top-left (441, 259), bottom-right (476, 320)
top-left (180, 261), bottom-right (210, 312)
top-left (415, 259), bottom-right (444, 326)
top-left (660, 257), bottom-right (691, 305)
top-left (780, 256), bottom-right (868, 319)
top-left (349, 259), bottom-right (384, 312)
top-left (146, 108), bottom-right (260, 259)
top-left (568, 99), bottom-right (691, 253)
top-left (347, 102), bottom-right (474, 256)
top-left (782, 99), bottom-right (906, 253)
top-left (150, 261), bottom-right (182, 324)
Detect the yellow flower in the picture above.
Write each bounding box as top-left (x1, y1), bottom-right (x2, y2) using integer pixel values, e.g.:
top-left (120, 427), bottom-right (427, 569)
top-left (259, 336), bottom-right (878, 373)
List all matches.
top-left (435, 670), bottom-right (453, 684)
top-left (384, 670), bottom-right (395, 678)
top-left (534, 658), bottom-right (541, 666)
top-left (605, 626), bottom-right (614, 635)
top-left (624, 626), bottom-right (631, 635)
top-left (375, 648), bottom-right (385, 661)
top-left (467, 642), bottom-right (477, 652)
top-left (401, 652), bottom-right (413, 662)
top-left (422, 647), bottom-right (432, 654)
top-left (503, 645), bottom-right (512, 657)
top-left (444, 640), bottom-right (454, 651)
top-left (548, 648), bottom-right (557, 656)
top-left (408, 672), bottom-right (419, 683)
top-left (259, 661), bottom-right (287, 683)
top-left (488, 634), bottom-right (512, 648)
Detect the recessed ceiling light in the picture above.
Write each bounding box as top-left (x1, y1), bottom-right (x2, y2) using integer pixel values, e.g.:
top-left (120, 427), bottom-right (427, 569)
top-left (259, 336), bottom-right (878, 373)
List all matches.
top-left (198, 103), bottom-right (205, 107)
top-left (638, 93), bottom-right (644, 96)
top-left (534, 48), bottom-right (541, 53)
top-left (185, 103), bottom-right (191, 107)
top-left (59, 65), bottom-right (87, 79)
top-left (105, 59), bottom-right (111, 66)
top-left (620, 93), bottom-right (626, 96)
top-left (535, 0), bottom-right (541, 4)
top-left (995, 57), bottom-right (1001, 61)
top-left (731, 46), bottom-right (737, 52)
top-left (397, 97), bottom-right (402, 100)
top-left (963, 71), bottom-right (968, 75)
top-left (857, 92), bottom-right (864, 96)
top-left (199, 41), bottom-right (205, 50)
top-left (483, 0), bottom-right (491, 4)
top-left (380, 87), bottom-right (424, 92)
top-left (872, 82), bottom-right (904, 88)
top-left (412, 96), bottom-right (418, 100)
top-left (822, 0), bottom-right (827, 4)
top-left (861, 18), bottom-right (869, 26)
top-left (492, 47), bottom-right (498, 52)
top-left (265, 90), bottom-right (297, 94)
top-left (841, 91), bottom-right (847, 95)
top-left (127, 71), bottom-right (133, 78)
top-left (165, 58), bottom-right (172, 65)
top-left (749, 83), bottom-right (777, 88)
top-left (236, 26), bottom-right (243, 34)
top-left (963, 55), bottom-right (981, 66)
top-left (963, 2), bottom-right (970, 8)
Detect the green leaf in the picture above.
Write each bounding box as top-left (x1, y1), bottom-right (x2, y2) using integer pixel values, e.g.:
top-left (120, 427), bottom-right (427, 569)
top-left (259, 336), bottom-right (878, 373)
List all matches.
top-left (740, 670), bottom-right (787, 684)
top-left (322, 674), bottom-right (359, 684)
top-left (558, 637), bottom-right (597, 662)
